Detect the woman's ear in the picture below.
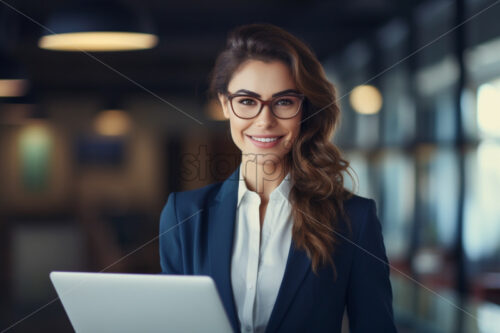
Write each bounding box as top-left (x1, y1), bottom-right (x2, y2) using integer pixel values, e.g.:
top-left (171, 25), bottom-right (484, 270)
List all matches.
top-left (218, 93), bottom-right (230, 119)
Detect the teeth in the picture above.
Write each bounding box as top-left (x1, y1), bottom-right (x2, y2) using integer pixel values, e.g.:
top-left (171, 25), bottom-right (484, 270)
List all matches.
top-left (252, 136), bottom-right (279, 142)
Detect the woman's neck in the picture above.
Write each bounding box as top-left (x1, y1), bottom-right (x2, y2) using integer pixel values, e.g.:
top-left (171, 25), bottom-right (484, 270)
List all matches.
top-left (241, 157), bottom-right (289, 202)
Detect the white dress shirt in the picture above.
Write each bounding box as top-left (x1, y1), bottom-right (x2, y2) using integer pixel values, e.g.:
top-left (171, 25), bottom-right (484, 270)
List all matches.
top-left (230, 165), bottom-right (293, 333)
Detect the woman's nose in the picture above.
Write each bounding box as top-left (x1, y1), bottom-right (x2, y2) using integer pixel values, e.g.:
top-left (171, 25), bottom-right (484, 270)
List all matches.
top-left (255, 104), bottom-right (277, 127)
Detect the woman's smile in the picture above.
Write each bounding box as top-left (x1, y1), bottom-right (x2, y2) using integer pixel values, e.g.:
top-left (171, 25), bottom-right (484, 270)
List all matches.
top-left (247, 134), bottom-right (285, 148)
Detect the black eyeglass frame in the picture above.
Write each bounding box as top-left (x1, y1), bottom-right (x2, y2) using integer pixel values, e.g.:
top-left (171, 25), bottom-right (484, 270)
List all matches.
top-left (225, 92), bottom-right (305, 119)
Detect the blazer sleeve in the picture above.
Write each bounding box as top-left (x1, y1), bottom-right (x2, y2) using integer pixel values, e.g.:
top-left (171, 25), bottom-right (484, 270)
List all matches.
top-left (159, 192), bottom-right (184, 274)
top-left (346, 199), bottom-right (397, 332)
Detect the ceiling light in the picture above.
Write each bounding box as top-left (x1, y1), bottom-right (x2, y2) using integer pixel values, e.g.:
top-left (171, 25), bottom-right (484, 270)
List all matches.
top-left (39, 1), bottom-right (158, 52)
top-left (39, 32), bottom-right (157, 52)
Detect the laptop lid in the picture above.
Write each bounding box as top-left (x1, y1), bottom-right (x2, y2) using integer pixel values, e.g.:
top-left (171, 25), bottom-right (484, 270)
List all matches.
top-left (50, 271), bottom-right (233, 333)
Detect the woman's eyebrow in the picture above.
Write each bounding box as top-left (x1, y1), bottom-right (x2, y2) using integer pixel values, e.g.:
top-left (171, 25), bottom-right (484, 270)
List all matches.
top-left (233, 89), bottom-right (301, 97)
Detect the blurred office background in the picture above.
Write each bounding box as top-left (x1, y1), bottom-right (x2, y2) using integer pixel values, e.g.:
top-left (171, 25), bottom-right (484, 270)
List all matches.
top-left (0, 0), bottom-right (499, 332)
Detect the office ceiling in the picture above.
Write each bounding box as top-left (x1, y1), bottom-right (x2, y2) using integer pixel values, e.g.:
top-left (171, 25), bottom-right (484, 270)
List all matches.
top-left (1, 0), bottom-right (420, 100)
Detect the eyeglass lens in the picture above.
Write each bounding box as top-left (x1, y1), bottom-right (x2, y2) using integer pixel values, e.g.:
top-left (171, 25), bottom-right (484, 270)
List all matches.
top-left (230, 95), bottom-right (302, 119)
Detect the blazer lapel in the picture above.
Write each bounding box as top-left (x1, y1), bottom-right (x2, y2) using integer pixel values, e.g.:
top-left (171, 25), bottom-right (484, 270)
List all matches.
top-left (265, 240), bottom-right (312, 333)
top-left (208, 164), bottom-right (312, 333)
top-left (208, 165), bottom-right (241, 333)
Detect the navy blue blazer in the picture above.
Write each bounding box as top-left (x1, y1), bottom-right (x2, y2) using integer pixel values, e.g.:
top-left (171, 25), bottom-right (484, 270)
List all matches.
top-left (159, 165), bottom-right (397, 333)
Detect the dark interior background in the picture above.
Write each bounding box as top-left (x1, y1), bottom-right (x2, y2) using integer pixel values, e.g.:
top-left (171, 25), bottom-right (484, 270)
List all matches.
top-left (1, 0), bottom-right (500, 332)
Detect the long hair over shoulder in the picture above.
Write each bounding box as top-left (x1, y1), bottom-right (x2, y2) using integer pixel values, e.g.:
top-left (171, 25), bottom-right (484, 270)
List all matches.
top-left (209, 23), bottom-right (356, 277)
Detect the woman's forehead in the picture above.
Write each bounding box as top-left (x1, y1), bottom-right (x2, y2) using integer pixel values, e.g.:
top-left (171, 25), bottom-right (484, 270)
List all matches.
top-left (228, 60), bottom-right (296, 95)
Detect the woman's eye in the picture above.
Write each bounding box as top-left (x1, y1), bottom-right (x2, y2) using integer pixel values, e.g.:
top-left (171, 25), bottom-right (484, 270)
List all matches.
top-left (275, 98), bottom-right (294, 106)
top-left (238, 98), bottom-right (256, 105)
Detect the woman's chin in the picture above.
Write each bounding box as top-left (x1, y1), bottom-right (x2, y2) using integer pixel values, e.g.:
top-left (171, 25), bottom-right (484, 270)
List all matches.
top-left (244, 155), bottom-right (283, 168)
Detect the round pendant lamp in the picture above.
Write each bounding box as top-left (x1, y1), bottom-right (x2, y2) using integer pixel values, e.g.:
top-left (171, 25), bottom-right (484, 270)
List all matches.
top-left (38, 1), bottom-right (158, 52)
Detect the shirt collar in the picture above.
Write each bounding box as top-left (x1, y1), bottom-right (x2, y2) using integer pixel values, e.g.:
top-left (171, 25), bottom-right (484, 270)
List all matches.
top-left (237, 163), bottom-right (291, 207)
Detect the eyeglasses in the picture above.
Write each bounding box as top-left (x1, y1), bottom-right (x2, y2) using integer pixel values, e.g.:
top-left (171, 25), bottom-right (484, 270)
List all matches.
top-left (225, 91), bottom-right (305, 119)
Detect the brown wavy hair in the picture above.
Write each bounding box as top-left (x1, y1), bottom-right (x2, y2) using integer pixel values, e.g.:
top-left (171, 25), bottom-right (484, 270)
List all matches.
top-left (209, 23), bottom-right (356, 277)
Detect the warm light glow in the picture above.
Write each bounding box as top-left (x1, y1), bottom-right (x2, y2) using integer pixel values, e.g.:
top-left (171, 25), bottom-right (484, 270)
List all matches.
top-left (38, 32), bottom-right (158, 51)
top-left (0, 79), bottom-right (29, 97)
top-left (349, 85), bottom-right (383, 115)
top-left (205, 99), bottom-right (226, 121)
top-left (477, 79), bottom-right (500, 137)
top-left (94, 109), bottom-right (132, 136)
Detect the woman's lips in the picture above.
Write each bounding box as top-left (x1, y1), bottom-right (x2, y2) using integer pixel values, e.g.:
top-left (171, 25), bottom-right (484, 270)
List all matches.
top-left (247, 135), bottom-right (284, 148)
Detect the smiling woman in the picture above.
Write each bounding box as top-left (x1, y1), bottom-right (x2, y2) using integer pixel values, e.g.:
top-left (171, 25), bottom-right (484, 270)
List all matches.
top-left (217, 60), bottom-right (303, 181)
top-left (159, 23), bottom-right (397, 333)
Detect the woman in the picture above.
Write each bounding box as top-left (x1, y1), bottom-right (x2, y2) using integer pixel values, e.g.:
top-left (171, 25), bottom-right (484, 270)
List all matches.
top-left (159, 23), bottom-right (397, 333)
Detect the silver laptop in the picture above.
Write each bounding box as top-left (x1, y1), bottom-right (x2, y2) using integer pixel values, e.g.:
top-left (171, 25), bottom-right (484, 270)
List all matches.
top-left (50, 271), bottom-right (233, 333)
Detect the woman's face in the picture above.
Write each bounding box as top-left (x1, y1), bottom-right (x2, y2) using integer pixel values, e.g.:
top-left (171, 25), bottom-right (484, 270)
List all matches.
top-left (218, 60), bottom-right (302, 171)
